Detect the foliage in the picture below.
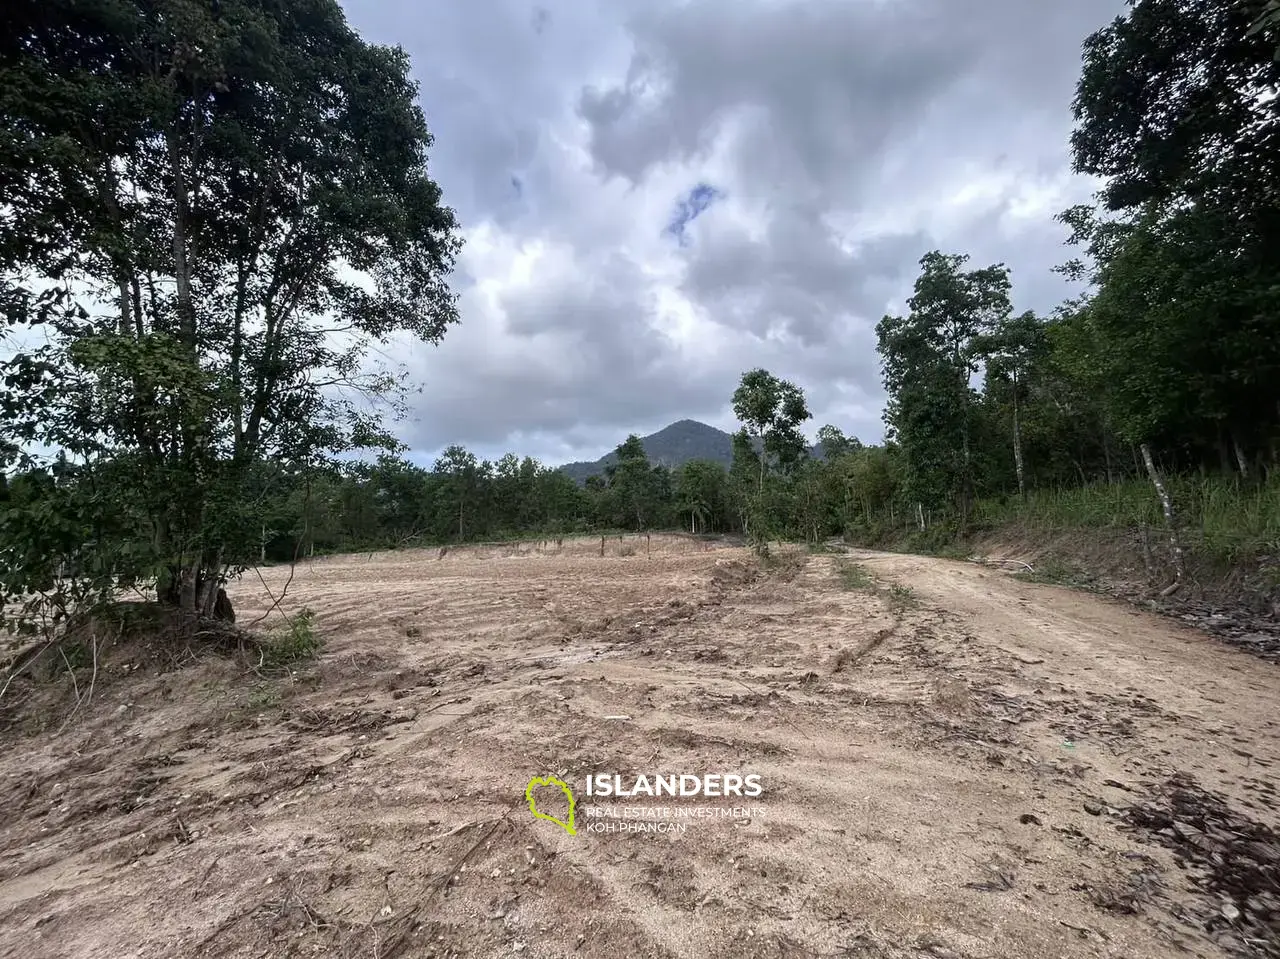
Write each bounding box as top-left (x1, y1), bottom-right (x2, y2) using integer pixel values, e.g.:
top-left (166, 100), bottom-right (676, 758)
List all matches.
top-left (732, 369), bottom-right (813, 490)
top-left (0, 0), bottom-right (461, 633)
top-left (260, 607), bottom-right (320, 669)
top-left (877, 252), bottom-right (1012, 526)
top-left (836, 561), bottom-right (874, 590)
top-left (2, 0), bottom-right (1279, 645)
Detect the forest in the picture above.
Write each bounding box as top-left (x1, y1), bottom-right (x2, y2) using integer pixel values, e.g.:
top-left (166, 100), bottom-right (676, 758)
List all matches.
top-left (2, 0), bottom-right (1278, 633)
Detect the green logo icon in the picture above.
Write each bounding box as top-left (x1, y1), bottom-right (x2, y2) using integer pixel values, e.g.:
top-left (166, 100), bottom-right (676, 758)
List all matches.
top-left (525, 775), bottom-right (577, 836)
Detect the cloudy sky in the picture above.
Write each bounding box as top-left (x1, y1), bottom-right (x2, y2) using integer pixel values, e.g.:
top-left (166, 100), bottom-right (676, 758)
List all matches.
top-left (345, 0), bottom-right (1125, 468)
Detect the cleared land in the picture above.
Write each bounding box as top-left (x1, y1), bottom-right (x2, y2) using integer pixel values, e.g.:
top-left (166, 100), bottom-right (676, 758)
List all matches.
top-left (1, 534), bottom-right (1278, 959)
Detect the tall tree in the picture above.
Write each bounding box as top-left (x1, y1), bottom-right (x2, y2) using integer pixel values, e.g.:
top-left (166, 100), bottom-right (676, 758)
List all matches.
top-left (605, 435), bottom-right (661, 530)
top-left (0, 0), bottom-right (461, 628)
top-left (1069, 1), bottom-right (1280, 475)
top-left (877, 252), bottom-right (1011, 528)
top-left (675, 459), bottom-right (728, 534)
top-left (975, 311), bottom-right (1047, 500)
top-left (731, 369), bottom-right (813, 493)
top-left (432, 446), bottom-right (481, 541)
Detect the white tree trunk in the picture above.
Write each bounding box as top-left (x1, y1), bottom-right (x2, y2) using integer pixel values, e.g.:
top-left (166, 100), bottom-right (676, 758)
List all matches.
top-left (1012, 374), bottom-right (1026, 500)
top-left (1140, 443), bottom-right (1185, 587)
top-left (1232, 433), bottom-right (1250, 479)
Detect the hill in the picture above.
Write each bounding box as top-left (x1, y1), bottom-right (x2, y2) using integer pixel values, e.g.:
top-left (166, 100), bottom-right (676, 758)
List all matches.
top-left (557, 419), bottom-right (822, 484)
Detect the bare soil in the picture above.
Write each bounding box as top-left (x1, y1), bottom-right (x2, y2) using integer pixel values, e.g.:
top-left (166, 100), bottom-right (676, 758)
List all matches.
top-left (1, 535), bottom-right (1278, 959)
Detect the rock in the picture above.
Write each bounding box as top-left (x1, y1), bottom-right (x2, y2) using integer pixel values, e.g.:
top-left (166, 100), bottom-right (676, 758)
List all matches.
top-left (1083, 800), bottom-right (1103, 816)
top-left (1019, 813), bottom-right (1042, 826)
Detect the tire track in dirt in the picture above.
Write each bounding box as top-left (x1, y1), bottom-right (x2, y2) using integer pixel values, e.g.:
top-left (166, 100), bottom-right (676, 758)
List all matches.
top-left (2, 537), bottom-right (1278, 958)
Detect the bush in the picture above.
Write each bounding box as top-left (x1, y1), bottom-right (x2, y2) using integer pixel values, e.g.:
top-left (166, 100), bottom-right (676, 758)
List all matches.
top-left (260, 607), bottom-right (320, 668)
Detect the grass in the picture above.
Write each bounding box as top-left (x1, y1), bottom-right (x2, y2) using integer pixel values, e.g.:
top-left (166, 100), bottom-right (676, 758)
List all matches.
top-left (973, 476), bottom-right (1280, 566)
top-left (887, 584), bottom-right (918, 611)
top-left (1008, 556), bottom-right (1102, 589)
top-left (833, 560), bottom-right (919, 618)
top-left (837, 561), bottom-right (874, 590)
top-left (259, 607), bottom-right (320, 669)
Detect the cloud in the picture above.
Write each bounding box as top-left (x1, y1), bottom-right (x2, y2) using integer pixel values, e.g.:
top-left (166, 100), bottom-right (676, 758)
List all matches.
top-left (339, 0), bottom-right (1126, 466)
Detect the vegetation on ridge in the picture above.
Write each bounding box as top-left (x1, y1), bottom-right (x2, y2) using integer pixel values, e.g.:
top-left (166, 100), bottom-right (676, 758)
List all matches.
top-left (2, 0), bottom-right (1279, 639)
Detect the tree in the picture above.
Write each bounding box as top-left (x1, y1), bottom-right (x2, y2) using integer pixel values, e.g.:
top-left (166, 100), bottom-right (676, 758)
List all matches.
top-left (675, 460), bottom-right (729, 534)
top-left (731, 369), bottom-right (813, 493)
top-left (1073, 0), bottom-right (1279, 219)
top-left (816, 425), bottom-right (861, 460)
top-left (1069, 3), bottom-right (1280, 475)
top-left (433, 446), bottom-right (481, 541)
top-left (975, 311), bottom-right (1047, 500)
top-left (877, 252), bottom-right (1011, 528)
top-left (0, 0), bottom-right (462, 629)
top-left (604, 435), bottom-right (662, 530)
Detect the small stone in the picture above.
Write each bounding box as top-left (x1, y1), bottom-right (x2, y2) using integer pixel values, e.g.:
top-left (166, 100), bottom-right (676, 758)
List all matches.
top-left (1083, 800), bottom-right (1103, 816)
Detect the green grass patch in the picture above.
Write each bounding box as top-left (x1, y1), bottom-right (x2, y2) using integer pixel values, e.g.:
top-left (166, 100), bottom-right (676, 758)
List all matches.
top-left (887, 583), bottom-right (918, 611)
top-left (1012, 557), bottom-right (1099, 589)
top-left (837, 561), bottom-right (874, 590)
top-left (260, 607), bottom-right (321, 669)
top-left (974, 476), bottom-right (1280, 566)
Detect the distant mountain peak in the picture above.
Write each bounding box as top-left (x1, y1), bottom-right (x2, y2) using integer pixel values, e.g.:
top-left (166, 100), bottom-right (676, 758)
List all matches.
top-left (556, 419), bottom-right (822, 485)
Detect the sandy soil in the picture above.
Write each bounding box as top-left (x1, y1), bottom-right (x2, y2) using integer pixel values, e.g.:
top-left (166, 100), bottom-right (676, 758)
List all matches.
top-left (1, 535), bottom-right (1277, 959)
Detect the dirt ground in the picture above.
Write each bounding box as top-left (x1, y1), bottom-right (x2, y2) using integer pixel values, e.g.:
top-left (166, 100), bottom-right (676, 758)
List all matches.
top-left (1, 535), bottom-right (1278, 959)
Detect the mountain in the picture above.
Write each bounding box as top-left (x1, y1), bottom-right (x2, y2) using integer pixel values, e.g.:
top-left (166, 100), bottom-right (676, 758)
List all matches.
top-left (556, 419), bottom-right (823, 485)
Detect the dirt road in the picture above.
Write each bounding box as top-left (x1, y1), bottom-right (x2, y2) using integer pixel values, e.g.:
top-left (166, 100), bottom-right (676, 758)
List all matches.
top-left (1, 537), bottom-right (1277, 959)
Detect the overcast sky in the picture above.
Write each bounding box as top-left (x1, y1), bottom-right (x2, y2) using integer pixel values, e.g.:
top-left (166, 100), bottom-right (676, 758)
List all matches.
top-left (344, 0), bottom-right (1124, 468)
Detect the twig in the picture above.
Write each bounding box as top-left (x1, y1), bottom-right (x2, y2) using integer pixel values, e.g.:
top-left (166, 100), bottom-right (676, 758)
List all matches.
top-left (247, 499), bottom-right (308, 628)
top-left (359, 811), bottom-right (516, 959)
top-left (60, 647), bottom-right (81, 702)
top-left (992, 560), bottom-right (1034, 572)
top-left (421, 696), bottom-right (471, 714)
top-left (84, 632), bottom-right (100, 709)
top-left (56, 629), bottom-right (102, 736)
top-left (1058, 919), bottom-right (1108, 941)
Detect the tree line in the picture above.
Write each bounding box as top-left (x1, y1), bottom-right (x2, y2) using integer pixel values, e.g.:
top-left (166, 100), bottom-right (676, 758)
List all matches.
top-left (2, 0), bottom-right (1278, 634)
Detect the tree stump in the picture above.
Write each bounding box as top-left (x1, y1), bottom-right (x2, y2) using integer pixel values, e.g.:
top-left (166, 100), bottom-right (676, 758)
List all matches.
top-left (158, 565), bottom-right (234, 622)
top-left (213, 588), bottom-right (235, 623)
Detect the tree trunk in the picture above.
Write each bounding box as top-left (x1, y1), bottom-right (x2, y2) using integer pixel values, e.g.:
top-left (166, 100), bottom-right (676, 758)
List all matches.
top-left (1231, 431), bottom-right (1250, 480)
top-left (1140, 443), bottom-right (1185, 589)
top-left (1138, 523), bottom-right (1155, 584)
top-left (200, 550), bottom-right (221, 617)
top-left (1011, 375), bottom-right (1026, 502)
top-left (178, 560), bottom-right (199, 622)
top-left (168, 133), bottom-right (196, 349)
